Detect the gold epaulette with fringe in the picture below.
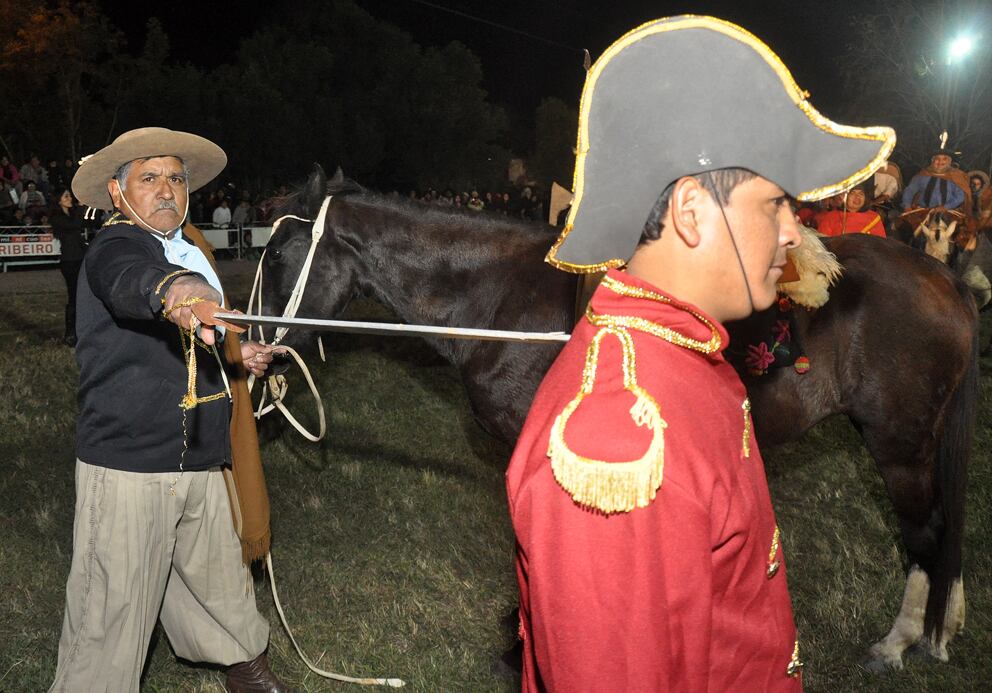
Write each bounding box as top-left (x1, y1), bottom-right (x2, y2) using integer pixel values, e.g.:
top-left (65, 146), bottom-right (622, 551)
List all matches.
top-left (547, 274), bottom-right (723, 514)
top-left (547, 326), bottom-right (667, 514)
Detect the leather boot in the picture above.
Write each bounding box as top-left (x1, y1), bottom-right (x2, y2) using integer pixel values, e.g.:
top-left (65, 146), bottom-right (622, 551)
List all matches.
top-left (225, 652), bottom-right (294, 692)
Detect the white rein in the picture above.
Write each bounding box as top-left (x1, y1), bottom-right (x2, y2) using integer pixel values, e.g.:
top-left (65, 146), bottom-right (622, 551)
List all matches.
top-left (247, 195), bottom-right (404, 687)
top-left (245, 196), bottom-right (332, 442)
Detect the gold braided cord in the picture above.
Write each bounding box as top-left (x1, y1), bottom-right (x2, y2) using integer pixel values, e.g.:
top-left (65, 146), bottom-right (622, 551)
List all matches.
top-left (742, 398), bottom-right (752, 458)
top-left (155, 269), bottom-right (194, 300)
top-left (162, 296), bottom-right (228, 410)
top-left (101, 211), bottom-right (135, 228)
top-left (767, 525), bottom-right (781, 579)
top-left (787, 640), bottom-right (804, 677)
top-left (587, 275), bottom-right (723, 354)
top-left (547, 326), bottom-right (668, 514)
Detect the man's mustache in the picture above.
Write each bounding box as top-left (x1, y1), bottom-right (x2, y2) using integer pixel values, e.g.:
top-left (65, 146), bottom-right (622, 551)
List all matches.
top-left (155, 200), bottom-right (180, 213)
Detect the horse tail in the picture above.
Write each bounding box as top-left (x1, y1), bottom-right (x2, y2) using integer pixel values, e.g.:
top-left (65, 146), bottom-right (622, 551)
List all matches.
top-left (923, 309), bottom-right (978, 643)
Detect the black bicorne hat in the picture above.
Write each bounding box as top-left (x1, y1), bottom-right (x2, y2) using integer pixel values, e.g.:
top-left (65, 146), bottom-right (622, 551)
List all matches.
top-left (546, 16), bottom-right (896, 274)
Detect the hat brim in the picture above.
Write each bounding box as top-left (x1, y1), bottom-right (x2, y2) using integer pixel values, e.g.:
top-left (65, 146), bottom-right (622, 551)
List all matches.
top-left (547, 16), bottom-right (896, 274)
top-left (72, 129), bottom-right (226, 210)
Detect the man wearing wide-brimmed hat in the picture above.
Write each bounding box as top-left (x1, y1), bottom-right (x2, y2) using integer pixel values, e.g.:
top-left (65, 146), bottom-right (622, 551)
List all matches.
top-left (50, 127), bottom-right (291, 692)
top-left (902, 137), bottom-right (970, 213)
top-left (505, 16), bottom-right (894, 691)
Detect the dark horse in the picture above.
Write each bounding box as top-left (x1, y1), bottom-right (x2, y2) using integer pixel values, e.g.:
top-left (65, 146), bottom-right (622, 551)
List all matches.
top-left (259, 168), bottom-right (977, 671)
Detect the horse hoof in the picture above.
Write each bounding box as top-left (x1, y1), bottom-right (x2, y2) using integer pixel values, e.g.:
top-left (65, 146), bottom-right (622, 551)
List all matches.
top-left (917, 638), bottom-right (950, 662)
top-left (863, 645), bottom-right (904, 674)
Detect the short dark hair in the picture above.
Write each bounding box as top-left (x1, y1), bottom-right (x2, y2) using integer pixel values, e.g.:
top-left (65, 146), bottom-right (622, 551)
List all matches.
top-left (639, 167), bottom-right (758, 245)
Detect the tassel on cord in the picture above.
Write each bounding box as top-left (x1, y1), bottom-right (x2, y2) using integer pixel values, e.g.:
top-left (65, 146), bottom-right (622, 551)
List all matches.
top-left (265, 552), bottom-right (405, 687)
top-left (546, 327), bottom-right (667, 514)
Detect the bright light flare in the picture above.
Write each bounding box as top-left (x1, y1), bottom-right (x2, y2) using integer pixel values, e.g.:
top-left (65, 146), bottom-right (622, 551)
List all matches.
top-left (948, 35), bottom-right (976, 63)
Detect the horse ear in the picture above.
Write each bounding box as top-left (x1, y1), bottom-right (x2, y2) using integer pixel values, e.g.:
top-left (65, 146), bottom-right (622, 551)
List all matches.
top-left (330, 167), bottom-right (344, 184)
top-left (305, 164), bottom-right (327, 218)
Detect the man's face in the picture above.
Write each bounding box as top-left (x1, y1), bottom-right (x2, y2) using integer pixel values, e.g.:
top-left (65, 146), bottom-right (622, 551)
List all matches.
top-left (110, 156), bottom-right (188, 232)
top-left (718, 176), bottom-right (802, 318)
top-left (971, 177), bottom-right (983, 192)
top-left (932, 154), bottom-right (952, 173)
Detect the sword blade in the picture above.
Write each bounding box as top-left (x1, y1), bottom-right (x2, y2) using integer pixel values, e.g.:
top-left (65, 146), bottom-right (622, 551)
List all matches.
top-left (215, 312), bottom-right (571, 344)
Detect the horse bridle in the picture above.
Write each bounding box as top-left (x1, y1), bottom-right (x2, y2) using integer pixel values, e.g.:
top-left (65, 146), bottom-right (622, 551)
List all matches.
top-left (245, 195), bottom-right (334, 441)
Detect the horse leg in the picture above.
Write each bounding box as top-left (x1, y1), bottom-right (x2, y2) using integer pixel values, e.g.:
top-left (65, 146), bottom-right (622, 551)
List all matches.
top-left (857, 336), bottom-right (975, 670)
top-left (866, 565), bottom-right (929, 672)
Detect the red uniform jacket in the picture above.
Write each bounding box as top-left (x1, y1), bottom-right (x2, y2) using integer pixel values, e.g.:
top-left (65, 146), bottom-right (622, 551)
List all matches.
top-left (506, 270), bottom-right (802, 692)
top-left (817, 209), bottom-right (885, 237)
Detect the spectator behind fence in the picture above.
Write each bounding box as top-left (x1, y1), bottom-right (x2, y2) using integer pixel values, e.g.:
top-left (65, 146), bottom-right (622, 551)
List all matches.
top-left (231, 198), bottom-right (254, 226)
top-left (212, 197), bottom-right (232, 227)
top-left (20, 155), bottom-right (48, 194)
top-left (1, 155), bottom-right (21, 191)
top-left (0, 179), bottom-right (17, 223)
top-left (19, 180), bottom-right (46, 214)
top-left (49, 188), bottom-right (87, 346)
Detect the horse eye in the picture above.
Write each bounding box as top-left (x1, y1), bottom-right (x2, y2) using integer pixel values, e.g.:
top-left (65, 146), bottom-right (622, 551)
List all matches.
top-left (269, 248), bottom-right (282, 260)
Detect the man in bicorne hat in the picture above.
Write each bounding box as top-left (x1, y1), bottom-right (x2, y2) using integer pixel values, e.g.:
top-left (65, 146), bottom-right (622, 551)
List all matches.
top-left (505, 16), bottom-right (894, 691)
top-left (50, 127), bottom-right (291, 692)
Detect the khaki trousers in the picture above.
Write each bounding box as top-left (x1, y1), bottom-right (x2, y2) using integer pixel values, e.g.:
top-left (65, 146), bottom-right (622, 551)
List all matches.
top-left (50, 460), bottom-right (270, 692)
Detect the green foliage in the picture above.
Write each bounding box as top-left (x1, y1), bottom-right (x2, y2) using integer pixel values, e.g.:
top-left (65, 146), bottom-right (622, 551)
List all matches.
top-left (528, 97), bottom-right (577, 190)
top-left (0, 0), bottom-right (510, 192)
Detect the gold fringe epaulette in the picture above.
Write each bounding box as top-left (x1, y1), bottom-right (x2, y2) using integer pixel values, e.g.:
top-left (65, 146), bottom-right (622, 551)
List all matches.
top-left (547, 326), bottom-right (667, 514)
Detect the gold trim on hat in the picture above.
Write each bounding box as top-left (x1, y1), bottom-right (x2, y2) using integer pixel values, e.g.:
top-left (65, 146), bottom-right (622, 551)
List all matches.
top-left (546, 15), bottom-right (896, 274)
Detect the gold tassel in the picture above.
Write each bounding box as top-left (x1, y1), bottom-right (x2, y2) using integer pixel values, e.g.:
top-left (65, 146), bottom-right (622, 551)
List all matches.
top-left (547, 327), bottom-right (668, 514)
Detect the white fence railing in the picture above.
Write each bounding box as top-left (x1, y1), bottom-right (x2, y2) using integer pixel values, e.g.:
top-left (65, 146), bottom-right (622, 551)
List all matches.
top-left (0, 223), bottom-right (274, 271)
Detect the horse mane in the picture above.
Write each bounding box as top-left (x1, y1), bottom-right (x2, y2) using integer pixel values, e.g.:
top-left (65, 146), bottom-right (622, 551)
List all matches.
top-left (263, 176), bottom-right (558, 243)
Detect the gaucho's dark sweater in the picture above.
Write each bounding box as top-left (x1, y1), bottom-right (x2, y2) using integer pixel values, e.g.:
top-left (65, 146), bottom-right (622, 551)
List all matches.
top-left (75, 219), bottom-right (231, 472)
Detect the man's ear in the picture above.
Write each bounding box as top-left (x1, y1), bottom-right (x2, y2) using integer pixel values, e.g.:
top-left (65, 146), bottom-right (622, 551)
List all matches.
top-left (108, 179), bottom-right (121, 209)
top-left (668, 177), bottom-right (706, 248)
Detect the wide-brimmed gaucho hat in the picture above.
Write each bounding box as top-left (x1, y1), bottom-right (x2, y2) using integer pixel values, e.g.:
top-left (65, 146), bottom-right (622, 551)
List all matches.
top-left (72, 127), bottom-right (227, 211)
top-left (547, 16), bottom-right (897, 273)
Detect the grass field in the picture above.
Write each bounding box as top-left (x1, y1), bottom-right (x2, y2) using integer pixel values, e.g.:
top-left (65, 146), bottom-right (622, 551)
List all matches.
top-left (1, 262), bottom-right (990, 691)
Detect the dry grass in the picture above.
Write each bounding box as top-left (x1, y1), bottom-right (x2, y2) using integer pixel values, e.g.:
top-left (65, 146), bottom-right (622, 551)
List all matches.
top-left (1, 263), bottom-right (990, 691)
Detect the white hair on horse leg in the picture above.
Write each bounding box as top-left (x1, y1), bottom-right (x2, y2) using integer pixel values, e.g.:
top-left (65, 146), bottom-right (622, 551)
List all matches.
top-left (926, 577), bottom-right (966, 663)
top-left (866, 565), bottom-right (929, 672)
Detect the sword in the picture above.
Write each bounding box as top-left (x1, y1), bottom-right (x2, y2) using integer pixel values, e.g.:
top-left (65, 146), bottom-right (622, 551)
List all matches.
top-left (214, 312), bottom-right (572, 344)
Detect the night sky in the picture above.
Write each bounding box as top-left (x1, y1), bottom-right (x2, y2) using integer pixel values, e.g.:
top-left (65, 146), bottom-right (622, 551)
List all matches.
top-left (105, 0), bottom-right (858, 126)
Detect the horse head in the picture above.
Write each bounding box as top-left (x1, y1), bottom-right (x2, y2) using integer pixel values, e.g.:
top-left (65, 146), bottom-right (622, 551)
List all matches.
top-left (256, 164), bottom-right (366, 351)
top-left (913, 210), bottom-right (960, 264)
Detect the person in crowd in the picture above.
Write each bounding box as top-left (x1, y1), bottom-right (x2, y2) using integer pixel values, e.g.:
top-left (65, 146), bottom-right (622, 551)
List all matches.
top-left (968, 171), bottom-right (992, 227)
top-left (20, 154), bottom-right (48, 194)
top-left (873, 161), bottom-right (900, 205)
top-left (50, 126), bottom-right (290, 691)
top-left (467, 190), bottom-right (484, 211)
top-left (232, 198), bottom-right (255, 226)
top-left (212, 197), bottom-right (232, 227)
top-left (501, 191), bottom-right (512, 215)
top-left (1, 155), bottom-right (21, 191)
top-left (0, 179), bottom-right (17, 223)
top-left (902, 146), bottom-right (969, 212)
top-left (19, 180), bottom-right (46, 215)
top-left (48, 158), bottom-right (69, 190)
top-left (48, 189), bottom-right (87, 346)
top-left (507, 15), bottom-right (894, 691)
top-left (816, 181), bottom-right (886, 237)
